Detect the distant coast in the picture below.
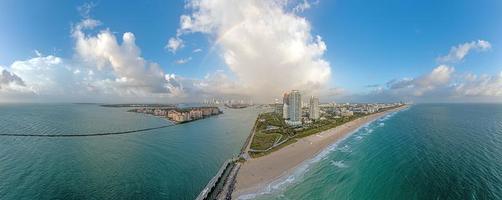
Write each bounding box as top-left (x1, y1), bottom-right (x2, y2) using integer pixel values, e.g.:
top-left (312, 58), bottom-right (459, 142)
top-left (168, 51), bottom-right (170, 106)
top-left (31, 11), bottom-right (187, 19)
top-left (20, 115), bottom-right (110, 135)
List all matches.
top-left (232, 105), bottom-right (408, 198)
top-left (128, 106), bottom-right (222, 124)
top-left (101, 103), bottom-right (176, 108)
top-left (102, 104), bottom-right (222, 124)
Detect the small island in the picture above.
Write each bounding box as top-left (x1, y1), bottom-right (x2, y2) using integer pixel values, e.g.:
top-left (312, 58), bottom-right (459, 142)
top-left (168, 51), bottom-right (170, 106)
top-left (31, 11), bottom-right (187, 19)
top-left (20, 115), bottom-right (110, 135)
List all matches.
top-left (128, 106), bottom-right (222, 123)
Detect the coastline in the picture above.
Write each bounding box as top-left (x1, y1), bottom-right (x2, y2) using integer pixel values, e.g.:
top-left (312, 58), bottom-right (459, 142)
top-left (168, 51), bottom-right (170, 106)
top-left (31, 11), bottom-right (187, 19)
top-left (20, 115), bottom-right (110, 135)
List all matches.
top-left (232, 105), bottom-right (409, 199)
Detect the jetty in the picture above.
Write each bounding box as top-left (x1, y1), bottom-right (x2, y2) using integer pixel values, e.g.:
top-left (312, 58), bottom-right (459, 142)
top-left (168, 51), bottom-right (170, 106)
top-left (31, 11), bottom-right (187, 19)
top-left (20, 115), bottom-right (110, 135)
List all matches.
top-left (195, 118), bottom-right (258, 200)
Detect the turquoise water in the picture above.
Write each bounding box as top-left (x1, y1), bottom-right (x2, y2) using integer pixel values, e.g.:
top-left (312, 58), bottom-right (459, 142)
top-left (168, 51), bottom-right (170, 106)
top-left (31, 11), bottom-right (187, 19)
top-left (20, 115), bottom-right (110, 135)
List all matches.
top-left (254, 104), bottom-right (502, 200)
top-left (0, 104), bottom-right (262, 199)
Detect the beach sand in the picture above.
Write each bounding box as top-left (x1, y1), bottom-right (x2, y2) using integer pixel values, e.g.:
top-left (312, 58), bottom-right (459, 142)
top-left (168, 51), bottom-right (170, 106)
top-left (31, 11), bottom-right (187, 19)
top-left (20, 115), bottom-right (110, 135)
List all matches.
top-left (232, 106), bottom-right (408, 199)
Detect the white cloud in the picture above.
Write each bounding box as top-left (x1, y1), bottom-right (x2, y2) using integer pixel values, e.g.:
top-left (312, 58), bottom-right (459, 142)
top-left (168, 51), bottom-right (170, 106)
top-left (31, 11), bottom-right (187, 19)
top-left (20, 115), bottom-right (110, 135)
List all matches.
top-left (387, 65), bottom-right (455, 96)
top-left (9, 55), bottom-right (69, 94)
top-left (293, 0), bottom-right (318, 13)
top-left (0, 67), bottom-right (26, 90)
top-left (77, 2), bottom-right (96, 18)
top-left (0, 18), bottom-right (193, 102)
top-left (76, 18), bottom-right (102, 30)
top-left (72, 19), bottom-right (172, 94)
top-left (437, 40), bottom-right (491, 63)
top-left (175, 57), bottom-right (192, 64)
top-left (454, 72), bottom-right (502, 97)
top-left (166, 37), bottom-right (184, 53)
top-left (174, 0), bottom-right (331, 101)
top-left (193, 48), bottom-right (202, 53)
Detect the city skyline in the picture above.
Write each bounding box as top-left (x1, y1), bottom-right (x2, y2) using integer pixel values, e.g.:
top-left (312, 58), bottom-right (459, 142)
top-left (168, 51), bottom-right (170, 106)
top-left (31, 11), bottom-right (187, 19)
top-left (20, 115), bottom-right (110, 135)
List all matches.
top-left (0, 0), bottom-right (501, 103)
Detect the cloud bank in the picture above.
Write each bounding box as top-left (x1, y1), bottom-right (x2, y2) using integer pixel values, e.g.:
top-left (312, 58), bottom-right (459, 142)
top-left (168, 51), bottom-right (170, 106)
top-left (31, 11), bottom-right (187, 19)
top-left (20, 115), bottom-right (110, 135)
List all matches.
top-left (0, 0), bottom-right (330, 103)
top-left (0, 18), bottom-right (188, 102)
top-left (344, 40), bottom-right (501, 103)
top-left (173, 0), bottom-right (331, 101)
top-left (1, 3), bottom-right (500, 103)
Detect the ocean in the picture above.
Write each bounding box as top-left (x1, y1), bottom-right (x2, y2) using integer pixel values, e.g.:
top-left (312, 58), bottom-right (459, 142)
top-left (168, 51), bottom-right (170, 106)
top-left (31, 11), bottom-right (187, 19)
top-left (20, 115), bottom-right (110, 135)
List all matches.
top-left (0, 103), bottom-right (262, 200)
top-left (253, 104), bottom-right (502, 200)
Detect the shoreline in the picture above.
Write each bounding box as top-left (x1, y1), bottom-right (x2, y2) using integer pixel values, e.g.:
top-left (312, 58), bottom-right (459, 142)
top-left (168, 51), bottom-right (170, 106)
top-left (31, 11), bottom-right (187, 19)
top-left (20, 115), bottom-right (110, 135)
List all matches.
top-left (232, 105), bottom-right (409, 199)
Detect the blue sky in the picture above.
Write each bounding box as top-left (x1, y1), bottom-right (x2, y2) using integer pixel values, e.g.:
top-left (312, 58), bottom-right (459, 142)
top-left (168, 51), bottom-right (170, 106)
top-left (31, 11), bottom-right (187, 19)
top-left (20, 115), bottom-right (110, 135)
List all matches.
top-left (0, 0), bottom-right (501, 103)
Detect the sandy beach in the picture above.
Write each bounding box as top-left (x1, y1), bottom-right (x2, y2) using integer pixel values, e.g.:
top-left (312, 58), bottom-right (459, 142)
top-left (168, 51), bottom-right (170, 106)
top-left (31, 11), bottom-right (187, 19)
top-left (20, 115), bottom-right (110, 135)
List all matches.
top-left (233, 105), bottom-right (408, 198)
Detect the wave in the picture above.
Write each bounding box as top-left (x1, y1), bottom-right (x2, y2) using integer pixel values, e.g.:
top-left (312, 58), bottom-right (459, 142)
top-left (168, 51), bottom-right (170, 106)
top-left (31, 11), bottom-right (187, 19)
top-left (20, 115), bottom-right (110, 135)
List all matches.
top-left (330, 160), bottom-right (348, 168)
top-left (338, 145), bottom-right (351, 153)
top-left (238, 136), bottom-right (347, 199)
top-left (238, 108), bottom-right (406, 199)
top-left (238, 122), bottom-right (371, 199)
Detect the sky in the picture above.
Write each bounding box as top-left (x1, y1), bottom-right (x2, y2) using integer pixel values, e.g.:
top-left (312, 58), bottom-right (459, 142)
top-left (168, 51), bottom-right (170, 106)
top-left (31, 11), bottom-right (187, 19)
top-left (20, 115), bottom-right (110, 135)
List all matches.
top-left (0, 0), bottom-right (501, 103)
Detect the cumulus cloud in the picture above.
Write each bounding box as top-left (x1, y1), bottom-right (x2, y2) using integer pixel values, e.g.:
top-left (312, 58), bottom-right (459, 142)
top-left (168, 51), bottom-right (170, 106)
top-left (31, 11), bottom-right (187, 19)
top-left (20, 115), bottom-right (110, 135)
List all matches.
top-left (437, 40), bottom-right (491, 63)
top-left (72, 19), bottom-right (175, 95)
top-left (453, 72), bottom-right (502, 97)
top-left (3, 1), bottom-right (333, 103)
top-left (174, 0), bottom-right (331, 101)
top-left (166, 37), bottom-right (184, 53)
top-left (386, 65), bottom-right (455, 96)
top-left (364, 39), bottom-right (499, 102)
top-left (9, 55), bottom-right (70, 94)
top-left (1, 16), bottom-right (255, 102)
top-left (0, 17), bottom-right (193, 102)
top-left (352, 65), bottom-right (501, 103)
top-left (0, 67), bottom-right (26, 90)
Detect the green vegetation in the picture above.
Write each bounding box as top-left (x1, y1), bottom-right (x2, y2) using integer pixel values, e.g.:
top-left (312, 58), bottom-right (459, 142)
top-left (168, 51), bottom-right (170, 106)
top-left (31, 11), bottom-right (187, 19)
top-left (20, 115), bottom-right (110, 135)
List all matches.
top-left (249, 112), bottom-right (293, 155)
top-left (250, 132), bottom-right (282, 150)
top-left (248, 105), bottom-right (403, 158)
top-left (295, 114), bottom-right (362, 138)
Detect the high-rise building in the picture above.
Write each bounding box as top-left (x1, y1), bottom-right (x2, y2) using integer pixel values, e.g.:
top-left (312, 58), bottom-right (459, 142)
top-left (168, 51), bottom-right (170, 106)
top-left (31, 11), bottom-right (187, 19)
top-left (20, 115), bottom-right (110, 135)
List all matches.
top-left (309, 96), bottom-right (320, 120)
top-left (282, 92), bottom-right (289, 119)
top-left (288, 90), bottom-right (301, 122)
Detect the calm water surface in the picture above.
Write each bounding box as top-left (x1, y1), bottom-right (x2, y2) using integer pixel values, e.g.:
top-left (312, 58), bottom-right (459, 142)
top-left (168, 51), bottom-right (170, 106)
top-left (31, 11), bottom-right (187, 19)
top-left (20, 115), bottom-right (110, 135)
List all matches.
top-left (0, 104), bottom-right (262, 199)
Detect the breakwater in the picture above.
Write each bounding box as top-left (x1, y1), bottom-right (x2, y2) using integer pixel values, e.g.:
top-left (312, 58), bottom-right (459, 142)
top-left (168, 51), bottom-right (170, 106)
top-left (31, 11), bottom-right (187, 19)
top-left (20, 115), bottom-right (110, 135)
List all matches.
top-left (0, 124), bottom-right (176, 137)
top-left (195, 116), bottom-right (259, 199)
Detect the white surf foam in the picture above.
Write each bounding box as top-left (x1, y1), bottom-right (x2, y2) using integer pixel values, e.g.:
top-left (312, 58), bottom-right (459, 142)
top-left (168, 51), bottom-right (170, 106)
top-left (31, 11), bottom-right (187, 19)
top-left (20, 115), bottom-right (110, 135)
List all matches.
top-left (237, 108), bottom-right (408, 199)
top-left (330, 160), bottom-right (348, 168)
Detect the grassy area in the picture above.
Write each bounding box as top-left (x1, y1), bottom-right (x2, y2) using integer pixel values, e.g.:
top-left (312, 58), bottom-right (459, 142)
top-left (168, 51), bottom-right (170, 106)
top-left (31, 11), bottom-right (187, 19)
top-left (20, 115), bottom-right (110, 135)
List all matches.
top-left (250, 132), bottom-right (282, 150)
top-left (248, 105), bottom-right (404, 158)
top-left (250, 138), bottom-right (297, 158)
top-left (295, 114), bottom-right (362, 138)
top-left (249, 112), bottom-right (293, 152)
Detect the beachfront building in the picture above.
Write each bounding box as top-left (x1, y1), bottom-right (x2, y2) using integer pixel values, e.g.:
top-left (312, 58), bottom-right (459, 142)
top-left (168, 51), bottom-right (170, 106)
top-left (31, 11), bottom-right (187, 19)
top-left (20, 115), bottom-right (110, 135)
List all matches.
top-left (309, 96), bottom-right (320, 120)
top-left (282, 92), bottom-right (289, 119)
top-left (286, 90), bottom-right (302, 126)
top-left (167, 107), bottom-right (221, 123)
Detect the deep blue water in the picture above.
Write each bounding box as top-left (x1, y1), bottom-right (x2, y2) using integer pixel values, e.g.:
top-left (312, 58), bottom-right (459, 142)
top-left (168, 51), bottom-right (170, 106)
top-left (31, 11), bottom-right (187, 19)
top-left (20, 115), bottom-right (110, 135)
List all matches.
top-left (254, 104), bottom-right (502, 200)
top-left (0, 104), bottom-right (262, 200)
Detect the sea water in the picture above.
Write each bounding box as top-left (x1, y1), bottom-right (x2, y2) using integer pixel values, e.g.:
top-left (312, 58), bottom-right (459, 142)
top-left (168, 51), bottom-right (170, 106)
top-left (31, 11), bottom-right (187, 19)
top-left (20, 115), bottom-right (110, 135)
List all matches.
top-left (254, 104), bottom-right (502, 200)
top-left (0, 103), bottom-right (262, 200)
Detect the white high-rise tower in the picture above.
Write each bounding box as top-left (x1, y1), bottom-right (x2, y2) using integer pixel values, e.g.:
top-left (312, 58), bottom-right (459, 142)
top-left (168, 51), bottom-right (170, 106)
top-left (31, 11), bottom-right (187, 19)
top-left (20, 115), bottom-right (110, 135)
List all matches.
top-left (282, 92), bottom-right (289, 119)
top-left (309, 96), bottom-right (320, 120)
top-left (288, 90), bottom-right (301, 122)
